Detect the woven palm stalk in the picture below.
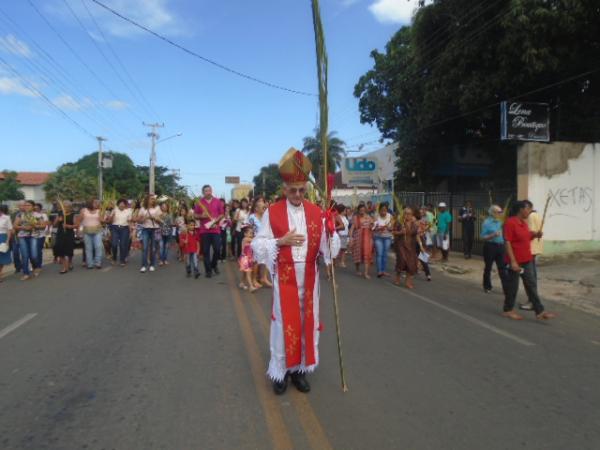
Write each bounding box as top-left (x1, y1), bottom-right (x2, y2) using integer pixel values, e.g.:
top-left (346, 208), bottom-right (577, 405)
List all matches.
top-left (311, 0), bottom-right (348, 392)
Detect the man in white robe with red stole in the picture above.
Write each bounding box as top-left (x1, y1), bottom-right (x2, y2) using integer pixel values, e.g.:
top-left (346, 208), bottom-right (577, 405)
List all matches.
top-left (252, 148), bottom-right (340, 395)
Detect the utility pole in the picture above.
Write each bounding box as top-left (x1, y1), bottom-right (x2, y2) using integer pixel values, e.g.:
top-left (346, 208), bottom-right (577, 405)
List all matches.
top-left (143, 122), bottom-right (164, 195)
top-left (96, 136), bottom-right (107, 201)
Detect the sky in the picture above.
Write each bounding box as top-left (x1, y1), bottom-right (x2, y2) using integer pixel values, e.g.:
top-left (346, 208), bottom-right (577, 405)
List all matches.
top-left (0, 0), bottom-right (419, 198)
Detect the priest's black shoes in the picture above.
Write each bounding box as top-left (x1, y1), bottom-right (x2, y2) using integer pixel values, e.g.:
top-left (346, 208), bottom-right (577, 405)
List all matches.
top-left (272, 376), bottom-right (288, 395)
top-left (290, 372), bottom-right (311, 393)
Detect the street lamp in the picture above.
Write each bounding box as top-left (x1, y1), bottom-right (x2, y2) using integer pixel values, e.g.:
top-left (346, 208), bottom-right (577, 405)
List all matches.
top-left (158, 132), bottom-right (183, 144)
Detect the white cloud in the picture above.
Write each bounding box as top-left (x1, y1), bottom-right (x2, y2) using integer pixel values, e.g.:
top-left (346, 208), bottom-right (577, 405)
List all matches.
top-left (369, 0), bottom-right (420, 24)
top-left (0, 76), bottom-right (38, 97)
top-left (105, 99), bottom-right (129, 110)
top-left (48, 0), bottom-right (185, 39)
top-left (52, 94), bottom-right (93, 111)
top-left (0, 34), bottom-right (33, 58)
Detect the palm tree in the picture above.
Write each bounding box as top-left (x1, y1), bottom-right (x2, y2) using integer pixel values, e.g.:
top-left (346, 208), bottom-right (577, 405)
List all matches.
top-left (302, 128), bottom-right (346, 183)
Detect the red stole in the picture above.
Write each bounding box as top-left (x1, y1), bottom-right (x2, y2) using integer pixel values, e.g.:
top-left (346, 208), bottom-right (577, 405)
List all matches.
top-left (269, 200), bottom-right (323, 369)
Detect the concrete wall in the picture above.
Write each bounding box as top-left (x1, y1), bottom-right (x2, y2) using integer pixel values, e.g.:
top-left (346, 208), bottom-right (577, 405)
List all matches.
top-left (518, 142), bottom-right (600, 254)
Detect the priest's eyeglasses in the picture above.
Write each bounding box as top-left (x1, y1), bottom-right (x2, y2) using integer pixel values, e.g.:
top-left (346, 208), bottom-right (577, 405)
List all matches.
top-left (288, 187), bottom-right (306, 194)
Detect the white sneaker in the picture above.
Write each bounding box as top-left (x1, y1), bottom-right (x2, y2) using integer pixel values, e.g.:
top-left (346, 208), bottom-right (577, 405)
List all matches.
top-left (149, 266), bottom-right (156, 272)
top-left (140, 266), bottom-right (147, 273)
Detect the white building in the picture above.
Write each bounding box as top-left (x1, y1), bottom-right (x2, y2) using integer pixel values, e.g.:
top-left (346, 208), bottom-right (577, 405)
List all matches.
top-left (0, 172), bottom-right (52, 209)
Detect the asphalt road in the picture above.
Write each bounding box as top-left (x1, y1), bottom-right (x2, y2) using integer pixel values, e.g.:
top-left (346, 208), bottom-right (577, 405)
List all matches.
top-left (1, 252), bottom-right (599, 450)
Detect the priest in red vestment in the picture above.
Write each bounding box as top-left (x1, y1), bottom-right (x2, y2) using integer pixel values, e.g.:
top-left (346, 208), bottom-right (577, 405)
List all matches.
top-left (252, 148), bottom-right (340, 395)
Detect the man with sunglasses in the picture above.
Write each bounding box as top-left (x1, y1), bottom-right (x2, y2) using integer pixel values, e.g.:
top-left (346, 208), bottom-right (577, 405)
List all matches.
top-left (253, 148), bottom-right (340, 395)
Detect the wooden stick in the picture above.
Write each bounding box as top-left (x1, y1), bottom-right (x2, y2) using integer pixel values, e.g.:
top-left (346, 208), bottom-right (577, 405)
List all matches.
top-left (311, 0), bottom-right (348, 392)
top-left (538, 193), bottom-right (552, 239)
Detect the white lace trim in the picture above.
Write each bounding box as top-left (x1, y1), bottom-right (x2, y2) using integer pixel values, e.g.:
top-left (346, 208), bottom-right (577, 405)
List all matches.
top-left (267, 359), bottom-right (318, 382)
top-left (253, 237), bottom-right (279, 274)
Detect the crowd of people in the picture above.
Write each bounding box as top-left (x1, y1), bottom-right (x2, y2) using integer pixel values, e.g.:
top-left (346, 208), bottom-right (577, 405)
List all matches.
top-left (0, 188), bottom-right (556, 320)
top-left (0, 192), bottom-right (444, 287)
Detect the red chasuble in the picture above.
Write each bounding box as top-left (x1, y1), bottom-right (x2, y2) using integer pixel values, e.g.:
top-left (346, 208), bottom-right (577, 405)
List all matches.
top-left (269, 200), bottom-right (323, 369)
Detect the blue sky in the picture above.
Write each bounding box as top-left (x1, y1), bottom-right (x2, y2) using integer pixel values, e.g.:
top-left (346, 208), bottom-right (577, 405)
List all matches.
top-left (0, 0), bottom-right (418, 198)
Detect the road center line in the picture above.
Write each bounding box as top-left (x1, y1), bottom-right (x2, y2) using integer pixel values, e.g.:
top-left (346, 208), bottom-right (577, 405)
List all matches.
top-left (0, 313), bottom-right (38, 340)
top-left (224, 264), bottom-right (293, 450)
top-left (247, 291), bottom-right (334, 450)
top-left (400, 288), bottom-right (536, 347)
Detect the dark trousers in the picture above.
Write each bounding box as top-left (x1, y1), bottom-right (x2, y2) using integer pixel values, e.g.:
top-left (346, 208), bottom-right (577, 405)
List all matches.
top-left (219, 229), bottom-right (228, 260)
top-left (111, 225), bottom-right (130, 264)
top-left (233, 231), bottom-right (243, 258)
top-left (201, 233), bottom-right (221, 274)
top-left (483, 242), bottom-right (505, 291)
top-left (503, 261), bottom-right (545, 315)
top-left (462, 224), bottom-right (474, 257)
top-left (12, 237), bottom-right (22, 272)
top-left (416, 243), bottom-right (430, 277)
top-left (37, 237), bottom-right (45, 268)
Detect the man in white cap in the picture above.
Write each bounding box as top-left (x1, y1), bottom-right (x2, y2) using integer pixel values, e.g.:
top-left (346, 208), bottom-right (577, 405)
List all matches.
top-left (436, 202), bottom-right (452, 262)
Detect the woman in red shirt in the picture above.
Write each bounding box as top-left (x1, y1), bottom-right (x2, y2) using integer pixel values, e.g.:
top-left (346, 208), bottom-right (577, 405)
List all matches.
top-left (502, 200), bottom-right (556, 321)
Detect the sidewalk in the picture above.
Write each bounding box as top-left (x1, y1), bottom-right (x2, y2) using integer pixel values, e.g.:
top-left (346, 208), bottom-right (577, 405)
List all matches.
top-left (430, 251), bottom-right (600, 317)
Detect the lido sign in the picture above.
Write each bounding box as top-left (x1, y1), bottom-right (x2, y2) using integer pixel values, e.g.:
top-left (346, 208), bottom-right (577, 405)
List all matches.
top-left (342, 157), bottom-right (379, 186)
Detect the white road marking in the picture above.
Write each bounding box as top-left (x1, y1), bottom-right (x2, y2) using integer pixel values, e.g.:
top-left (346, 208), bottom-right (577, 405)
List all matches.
top-left (0, 313), bottom-right (38, 340)
top-left (591, 340), bottom-right (600, 346)
top-left (401, 288), bottom-right (536, 347)
top-left (101, 267), bottom-right (112, 273)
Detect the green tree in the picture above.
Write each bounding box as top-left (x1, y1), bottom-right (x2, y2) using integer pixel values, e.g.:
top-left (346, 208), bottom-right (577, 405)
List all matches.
top-left (354, 0), bottom-right (600, 190)
top-left (135, 165), bottom-right (186, 198)
top-left (302, 128), bottom-right (347, 183)
top-left (44, 164), bottom-right (97, 201)
top-left (252, 164), bottom-right (281, 200)
top-left (0, 171), bottom-right (25, 202)
top-left (70, 152), bottom-right (144, 197)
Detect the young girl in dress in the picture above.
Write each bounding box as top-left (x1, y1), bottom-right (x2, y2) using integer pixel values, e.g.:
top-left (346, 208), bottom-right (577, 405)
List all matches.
top-left (238, 225), bottom-right (258, 291)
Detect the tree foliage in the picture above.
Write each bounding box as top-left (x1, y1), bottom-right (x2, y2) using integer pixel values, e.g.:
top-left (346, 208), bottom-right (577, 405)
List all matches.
top-left (44, 165), bottom-right (97, 202)
top-left (302, 128), bottom-right (346, 184)
top-left (44, 152), bottom-right (186, 201)
top-left (354, 0), bottom-right (600, 190)
top-left (252, 164), bottom-right (281, 200)
top-left (0, 170), bottom-right (25, 202)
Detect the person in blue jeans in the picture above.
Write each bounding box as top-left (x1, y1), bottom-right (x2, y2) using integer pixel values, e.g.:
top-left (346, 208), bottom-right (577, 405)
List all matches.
top-left (136, 195), bottom-right (163, 273)
top-left (13, 200), bottom-right (40, 280)
top-left (76, 199), bottom-right (105, 269)
top-left (33, 203), bottom-right (49, 269)
top-left (372, 202), bottom-right (394, 278)
top-left (108, 199), bottom-right (133, 266)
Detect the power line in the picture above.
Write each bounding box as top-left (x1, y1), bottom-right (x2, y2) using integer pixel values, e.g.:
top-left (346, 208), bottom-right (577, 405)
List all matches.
top-left (26, 0), bottom-right (146, 123)
top-left (0, 11), bottom-right (139, 143)
top-left (0, 54), bottom-right (94, 138)
top-left (61, 0), bottom-right (156, 121)
top-left (416, 65), bottom-right (600, 133)
top-left (80, 0), bottom-right (161, 121)
top-left (89, 0), bottom-right (316, 97)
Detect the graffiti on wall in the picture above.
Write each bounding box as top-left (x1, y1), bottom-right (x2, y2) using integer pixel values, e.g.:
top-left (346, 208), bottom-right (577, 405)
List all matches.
top-left (547, 186), bottom-right (594, 218)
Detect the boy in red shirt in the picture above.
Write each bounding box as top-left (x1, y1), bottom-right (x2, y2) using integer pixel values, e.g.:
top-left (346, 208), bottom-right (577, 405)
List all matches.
top-left (502, 200), bottom-right (556, 321)
top-left (180, 220), bottom-right (200, 278)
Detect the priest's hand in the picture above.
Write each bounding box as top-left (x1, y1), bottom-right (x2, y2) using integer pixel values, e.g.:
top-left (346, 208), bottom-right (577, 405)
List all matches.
top-left (277, 228), bottom-right (306, 247)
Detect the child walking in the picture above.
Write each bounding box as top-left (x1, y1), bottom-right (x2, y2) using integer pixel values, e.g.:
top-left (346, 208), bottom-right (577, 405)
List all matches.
top-left (238, 225), bottom-right (257, 291)
top-left (180, 220), bottom-right (200, 278)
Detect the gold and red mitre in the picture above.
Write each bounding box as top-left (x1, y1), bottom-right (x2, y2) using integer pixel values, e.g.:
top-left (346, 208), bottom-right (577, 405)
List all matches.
top-left (279, 147), bottom-right (311, 183)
